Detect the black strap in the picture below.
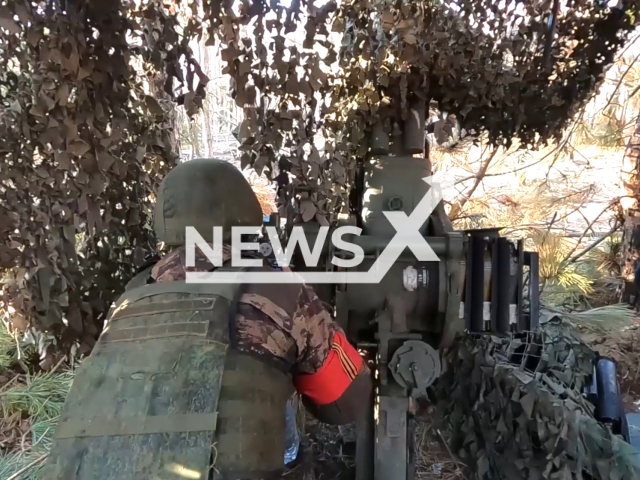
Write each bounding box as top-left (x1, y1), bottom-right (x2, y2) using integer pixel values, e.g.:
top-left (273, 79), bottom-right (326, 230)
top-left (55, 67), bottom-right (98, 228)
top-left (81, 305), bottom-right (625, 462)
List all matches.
top-left (124, 267), bottom-right (154, 291)
top-left (227, 274), bottom-right (247, 350)
top-left (205, 261), bottom-right (254, 350)
top-left (135, 255), bottom-right (160, 275)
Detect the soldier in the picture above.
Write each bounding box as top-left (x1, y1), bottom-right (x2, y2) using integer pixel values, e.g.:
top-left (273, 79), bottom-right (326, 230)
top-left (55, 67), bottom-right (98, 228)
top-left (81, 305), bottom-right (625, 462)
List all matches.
top-left (44, 158), bottom-right (371, 480)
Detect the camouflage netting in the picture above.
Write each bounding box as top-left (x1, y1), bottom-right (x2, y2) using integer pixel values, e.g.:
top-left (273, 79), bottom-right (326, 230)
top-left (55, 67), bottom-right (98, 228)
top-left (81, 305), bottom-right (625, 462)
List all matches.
top-left (0, 0), bottom-right (205, 348)
top-left (438, 322), bottom-right (640, 480)
top-left (3, 0), bottom-right (640, 345)
top-left (199, 0), bottom-right (640, 223)
top-left (243, 169), bottom-right (278, 215)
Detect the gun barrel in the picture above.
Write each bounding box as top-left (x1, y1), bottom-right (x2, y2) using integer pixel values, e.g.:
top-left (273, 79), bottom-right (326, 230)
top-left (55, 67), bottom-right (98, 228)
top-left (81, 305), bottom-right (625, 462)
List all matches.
top-left (343, 234), bottom-right (448, 256)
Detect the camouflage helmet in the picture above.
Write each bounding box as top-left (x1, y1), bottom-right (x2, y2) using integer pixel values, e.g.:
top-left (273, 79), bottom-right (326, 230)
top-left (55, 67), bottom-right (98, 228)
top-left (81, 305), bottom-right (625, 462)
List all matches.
top-left (154, 158), bottom-right (263, 246)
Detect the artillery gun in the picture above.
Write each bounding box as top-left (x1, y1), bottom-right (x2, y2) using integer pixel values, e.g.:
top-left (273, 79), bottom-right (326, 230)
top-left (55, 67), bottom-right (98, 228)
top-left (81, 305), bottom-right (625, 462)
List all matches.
top-left (264, 96), bottom-right (637, 478)
top-left (275, 99), bottom-right (542, 480)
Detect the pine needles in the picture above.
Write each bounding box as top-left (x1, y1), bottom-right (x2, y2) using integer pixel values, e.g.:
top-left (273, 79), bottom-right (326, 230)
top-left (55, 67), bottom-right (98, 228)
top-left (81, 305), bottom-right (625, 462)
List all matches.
top-left (0, 450), bottom-right (50, 480)
top-left (527, 229), bottom-right (595, 297)
top-left (0, 371), bottom-right (73, 419)
top-left (0, 371), bottom-right (71, 480)
top-left (0, 319), bottom-right (73, 480)
top-left (0, 320), bottom-right (15, 372)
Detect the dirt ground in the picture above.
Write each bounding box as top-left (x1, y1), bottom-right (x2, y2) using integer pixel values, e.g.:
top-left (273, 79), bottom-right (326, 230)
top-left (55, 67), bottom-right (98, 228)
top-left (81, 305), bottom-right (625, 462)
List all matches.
top-left (283, 419), bottom-right (354, 480)
top-left (283, 412), bottom-right (466, 480)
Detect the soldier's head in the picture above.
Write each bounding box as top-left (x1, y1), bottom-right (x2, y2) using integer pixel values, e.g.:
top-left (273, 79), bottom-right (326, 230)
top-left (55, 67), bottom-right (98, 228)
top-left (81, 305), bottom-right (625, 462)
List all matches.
top-left (154, 158), bottom-right (263, 246)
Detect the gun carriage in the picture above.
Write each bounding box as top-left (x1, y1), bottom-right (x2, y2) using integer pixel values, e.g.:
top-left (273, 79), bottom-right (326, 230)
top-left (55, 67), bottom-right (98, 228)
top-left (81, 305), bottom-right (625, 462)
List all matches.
top-left (265, 100), bottom-right (545, 480)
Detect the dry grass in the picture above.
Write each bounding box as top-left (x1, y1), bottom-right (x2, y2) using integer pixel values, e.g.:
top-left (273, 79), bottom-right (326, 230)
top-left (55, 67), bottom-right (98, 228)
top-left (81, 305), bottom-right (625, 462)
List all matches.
top-left (291, 406), bottom-right (468, 480)
top-left (414, 413), bottom-right (467, 480)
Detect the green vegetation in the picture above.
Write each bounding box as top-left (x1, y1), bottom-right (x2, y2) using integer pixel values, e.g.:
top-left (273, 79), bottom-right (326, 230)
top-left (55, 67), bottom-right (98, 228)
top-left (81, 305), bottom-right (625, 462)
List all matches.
top-left (0, 321), bottom-right (73, 480)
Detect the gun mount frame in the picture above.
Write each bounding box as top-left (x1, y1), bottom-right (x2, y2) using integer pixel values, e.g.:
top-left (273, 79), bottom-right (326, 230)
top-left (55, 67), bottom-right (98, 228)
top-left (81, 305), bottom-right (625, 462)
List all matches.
top-left (274, 99), bottom-right (542, 480)
top-left (286, 171), bottom-right (541, 480)
top-left (260, 95), bottom-right (639, 480)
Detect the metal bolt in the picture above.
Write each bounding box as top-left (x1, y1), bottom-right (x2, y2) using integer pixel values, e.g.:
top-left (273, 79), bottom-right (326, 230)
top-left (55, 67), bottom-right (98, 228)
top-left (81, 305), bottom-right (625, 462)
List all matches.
top-left (259, 242), bottom-right (273, 256)
top-left (387, 196), bottom-right (404, 211)
top-left (411, 363), bottom-right (419, 371)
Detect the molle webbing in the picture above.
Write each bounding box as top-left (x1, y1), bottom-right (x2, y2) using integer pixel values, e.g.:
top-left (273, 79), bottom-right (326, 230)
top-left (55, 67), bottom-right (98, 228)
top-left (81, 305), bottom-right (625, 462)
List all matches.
top-left (114, 277), bottom-right (243, 307)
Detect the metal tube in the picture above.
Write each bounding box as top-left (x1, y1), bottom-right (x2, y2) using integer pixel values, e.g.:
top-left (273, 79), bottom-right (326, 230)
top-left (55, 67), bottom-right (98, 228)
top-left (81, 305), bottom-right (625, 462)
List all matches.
top-left (595, 358), bottom-right (622, 423)
top-left (355, 388), bottom-right (375, 480)
top-left (494, 238), bottom-right (511, 334)
top-left (404, 99), bottom-right (426, 154)
top-left (344, 235), bottom-right (448, 256)
top-left (371, 122), bottom-right (390, 155)
top-left (467, 236), bottom-right (486, 333)
top-left (375, 397), bottom-right (409, 480)
top-left (516, 240), bottom-right (525, 331)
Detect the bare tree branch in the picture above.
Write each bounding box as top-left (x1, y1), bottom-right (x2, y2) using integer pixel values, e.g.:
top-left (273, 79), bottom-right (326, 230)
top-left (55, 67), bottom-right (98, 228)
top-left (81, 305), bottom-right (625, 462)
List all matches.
top-left (544, 111), bottom-right (587, 182)
top-left (577, 209), bottom-right (596, 236)
top-left (569, 223), bottom-right (620, 264)
top-left (449, 148), bottom-right (499, 219)
top-left (566, 143), bottom-right (591, 166)
top-left (628, 83), bottom-right (640, 100)
top-left (614, 32), bottom-right (640, 61)
top-left (454, 146), bottom-right (553, 185)
top-left (455, 142), bottom-right (491, 177)
top-left (562, 201), bottom-right (617, 264)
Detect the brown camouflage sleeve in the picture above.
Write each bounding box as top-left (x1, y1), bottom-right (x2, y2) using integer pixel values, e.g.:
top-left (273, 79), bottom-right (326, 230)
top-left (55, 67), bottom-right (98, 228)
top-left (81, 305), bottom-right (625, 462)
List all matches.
top-left (236, 283), bottom-right (338, 375)
top-left (291, 285), bottom-right (341, 374)
top-left (234, 303), bottom-right (298, 372)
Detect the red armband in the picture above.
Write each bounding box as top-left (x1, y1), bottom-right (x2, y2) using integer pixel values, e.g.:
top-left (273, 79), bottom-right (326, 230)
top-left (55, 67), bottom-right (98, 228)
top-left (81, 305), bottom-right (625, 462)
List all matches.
top-left (293, 331), bottom-right (363, 405)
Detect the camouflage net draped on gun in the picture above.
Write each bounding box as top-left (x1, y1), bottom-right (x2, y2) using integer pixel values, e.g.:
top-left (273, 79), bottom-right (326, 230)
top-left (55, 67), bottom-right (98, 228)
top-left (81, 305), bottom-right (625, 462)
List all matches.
top-left (438, 322), bottom-right (640, 480)
top-left (200, 0), bottom-right (640, 222)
